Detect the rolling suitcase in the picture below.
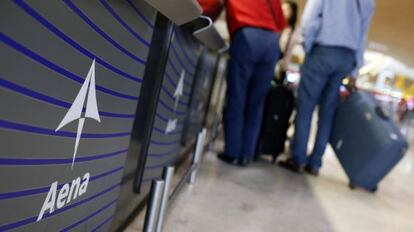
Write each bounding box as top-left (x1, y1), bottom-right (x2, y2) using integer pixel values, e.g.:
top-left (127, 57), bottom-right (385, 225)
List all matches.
top-left (330, 90), bottom-right (408, 192)
top-left (255, 83), bottom-right (295, 163)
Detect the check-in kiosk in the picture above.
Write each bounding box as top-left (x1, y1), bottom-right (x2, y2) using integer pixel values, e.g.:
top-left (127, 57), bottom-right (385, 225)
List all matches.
top-left (0, 0), bottom-right (226, 231)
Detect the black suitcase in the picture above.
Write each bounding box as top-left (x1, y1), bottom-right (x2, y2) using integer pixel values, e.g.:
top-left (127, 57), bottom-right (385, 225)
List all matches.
top-left (255, 83), bottom-right (295, 162)
top-left (331, 91), bottom-right (408, 192)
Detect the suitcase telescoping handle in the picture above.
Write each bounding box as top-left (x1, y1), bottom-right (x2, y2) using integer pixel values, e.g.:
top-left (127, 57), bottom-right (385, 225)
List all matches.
top-left (346, 87), bottom-right (390, 121)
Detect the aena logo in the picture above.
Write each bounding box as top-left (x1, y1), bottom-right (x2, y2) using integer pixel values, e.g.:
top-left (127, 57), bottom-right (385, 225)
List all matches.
top-left (165, 70), bottom-right (185, 134)
top-left (56, 59), bottom-right (101, 168)
top-left (37, 173), bottom-right (90, 221)
top-left (37, 60), bottom-right (99, 221)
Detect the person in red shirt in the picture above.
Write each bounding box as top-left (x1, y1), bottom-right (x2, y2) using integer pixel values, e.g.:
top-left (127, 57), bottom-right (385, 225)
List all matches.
top-left (199, 0), bottom-right (286, 37)
top-left (199, 0), bottom-right (286, 166)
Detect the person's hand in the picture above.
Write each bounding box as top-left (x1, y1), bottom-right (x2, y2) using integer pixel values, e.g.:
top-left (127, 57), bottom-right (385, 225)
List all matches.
top-left (339, 77), bottom-right (357, 101)
top-left (346, 77), bottom-right (358, 93)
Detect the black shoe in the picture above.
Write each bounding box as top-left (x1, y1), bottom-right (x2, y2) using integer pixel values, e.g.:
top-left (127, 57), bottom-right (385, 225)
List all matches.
top-left (305, 165), bottom-right (319, 177)
top-left (278, 158), bottom-right (305, 174)
top-left (217, 153), bottom-right (237, 165)
top-left (238, 157), bottom-right (250, 167)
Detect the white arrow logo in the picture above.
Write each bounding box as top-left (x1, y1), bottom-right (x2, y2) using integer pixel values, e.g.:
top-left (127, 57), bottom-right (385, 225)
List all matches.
top-left (174, 70), bottom-right (185, 111)
top-left (165, 70), bottom-right (185, 134)
top-left (165, 119), bottom-right (177, 134)
top-left (55, 59), bottom-right (101, 168)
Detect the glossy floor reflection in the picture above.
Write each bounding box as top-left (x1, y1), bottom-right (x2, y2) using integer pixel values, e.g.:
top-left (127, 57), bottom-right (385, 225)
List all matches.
top-left (127, 127), bottom-right (414, 232)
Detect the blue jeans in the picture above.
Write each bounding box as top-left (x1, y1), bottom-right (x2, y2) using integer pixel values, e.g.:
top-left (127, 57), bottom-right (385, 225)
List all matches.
top-left (291, 45), bottom-right (355, 169)
top-left (223, 27), bottom-right (281, 161)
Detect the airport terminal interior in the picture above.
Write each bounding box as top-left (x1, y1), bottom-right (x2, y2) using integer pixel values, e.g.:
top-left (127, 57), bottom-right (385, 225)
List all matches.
top-left (0, 0), bottom-right (413, 231)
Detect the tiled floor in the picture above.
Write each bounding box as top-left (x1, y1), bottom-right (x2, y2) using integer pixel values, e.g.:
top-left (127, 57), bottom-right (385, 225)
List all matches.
top-left (126, 124), bottom-right (414, 232)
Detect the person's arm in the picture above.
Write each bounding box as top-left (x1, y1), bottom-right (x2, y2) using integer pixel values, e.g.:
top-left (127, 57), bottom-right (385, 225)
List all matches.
top-left (270, 0), bottom-right (287, 31)
top-left (301, 0), bottom-right (323, 53)
top-left (351, 2), bottom-right (375, 78)
top-left (198, 0), bottom-right (225, 21)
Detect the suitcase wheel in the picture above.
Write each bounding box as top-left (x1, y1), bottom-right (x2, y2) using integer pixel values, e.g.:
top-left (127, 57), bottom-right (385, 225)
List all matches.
top-left (349, 182), bottom-right (378, 193)
top-left (349, 182), bottom-right (356, 190)
top-left (272, 155), bottom-right (277, 164)
top-left (369, 186), bottom-right (378, 193)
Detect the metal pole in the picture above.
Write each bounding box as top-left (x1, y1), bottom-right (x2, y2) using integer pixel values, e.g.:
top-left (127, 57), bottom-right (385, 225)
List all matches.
top-left (208, 112), bottom-right (219, 151)
top-left (189, 128), bottom-right (207, 184)
top-left (144, 180), bottom-right (165, 232)
top-left (156, 167), bottom-right (175, 232)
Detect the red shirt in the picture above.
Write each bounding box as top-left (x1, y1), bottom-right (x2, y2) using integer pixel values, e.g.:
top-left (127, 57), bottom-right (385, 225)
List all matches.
top-left (226, 0), bottom-right (286, 38)
top-left (198, 0), bottom-right (286, 39)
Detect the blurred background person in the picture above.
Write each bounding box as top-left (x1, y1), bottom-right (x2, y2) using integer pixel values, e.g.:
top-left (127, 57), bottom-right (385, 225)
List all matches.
top-left (278, 0), bottom-right (299, 83)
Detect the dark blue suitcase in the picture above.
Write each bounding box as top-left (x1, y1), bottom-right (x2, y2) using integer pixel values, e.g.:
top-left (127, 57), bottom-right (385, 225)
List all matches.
top-left (330, 91), bottom-right (408, 192)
